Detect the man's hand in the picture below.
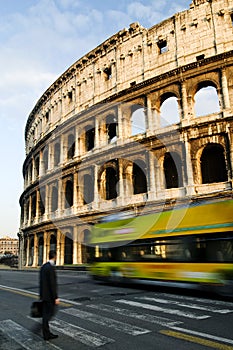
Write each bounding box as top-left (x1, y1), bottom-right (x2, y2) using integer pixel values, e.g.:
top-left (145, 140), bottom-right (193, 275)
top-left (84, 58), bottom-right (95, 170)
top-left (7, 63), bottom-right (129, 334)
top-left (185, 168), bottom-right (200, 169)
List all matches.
top-left (55, 298), bottom-right (60, 305)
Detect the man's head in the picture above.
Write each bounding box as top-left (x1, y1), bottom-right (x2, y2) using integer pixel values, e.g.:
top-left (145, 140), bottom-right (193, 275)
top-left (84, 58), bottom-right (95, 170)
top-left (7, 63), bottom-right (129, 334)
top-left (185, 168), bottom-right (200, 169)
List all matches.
top-left (49, 250), bottom-right (56, 261)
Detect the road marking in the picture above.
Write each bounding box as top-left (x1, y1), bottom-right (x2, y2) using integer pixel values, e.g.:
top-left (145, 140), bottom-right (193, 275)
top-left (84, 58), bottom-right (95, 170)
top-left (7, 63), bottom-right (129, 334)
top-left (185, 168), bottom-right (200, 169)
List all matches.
top-left (30, 317), bottom-right (114, 347)
top-left (115, 299), bottom-right (209, 319)
top-left (87, 303), bottom-right (182, 327)
top-left (0, 284), bottom-right (76, 307)
top-left (160, 329), bottom-right (233, 350)
top-left (0, 319), bottom-right (60, 350)
top-left (160, 292), bottom-right (233, 307)
top-left (138, 296), bottom-right (233, 314)
top-left (169, 326), bottom-right (233, 345)
top-left (61, 307), bottom-right (150, 336)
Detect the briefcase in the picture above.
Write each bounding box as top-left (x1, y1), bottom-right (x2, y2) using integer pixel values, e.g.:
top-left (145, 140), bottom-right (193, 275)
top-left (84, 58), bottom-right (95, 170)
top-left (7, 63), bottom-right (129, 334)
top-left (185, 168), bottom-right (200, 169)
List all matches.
top-left (30, 300), bottom-right (43, 318)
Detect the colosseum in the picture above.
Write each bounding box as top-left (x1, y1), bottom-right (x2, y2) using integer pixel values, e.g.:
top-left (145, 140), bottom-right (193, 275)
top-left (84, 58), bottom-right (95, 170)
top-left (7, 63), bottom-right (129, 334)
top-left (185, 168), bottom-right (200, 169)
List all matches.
top-left (19, 0), bottom-right (233, 267)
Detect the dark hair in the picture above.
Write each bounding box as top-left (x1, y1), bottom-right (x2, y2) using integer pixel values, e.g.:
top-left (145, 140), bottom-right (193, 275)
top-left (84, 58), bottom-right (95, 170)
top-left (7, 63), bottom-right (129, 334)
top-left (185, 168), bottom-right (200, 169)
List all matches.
top-left (49, 250), bottom-right (56, 259)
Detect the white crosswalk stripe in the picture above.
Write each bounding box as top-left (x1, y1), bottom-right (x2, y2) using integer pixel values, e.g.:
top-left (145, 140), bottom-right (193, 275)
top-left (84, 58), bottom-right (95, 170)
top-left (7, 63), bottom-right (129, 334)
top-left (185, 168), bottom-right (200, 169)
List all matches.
top-left (86, 303), bottom-right (182, 327)
top-left (115, 299), bottom-right (210, 319)
top-left (30, 317), bottom-right (114, 347)
top-left (1, 293), bottom-right (233, 349)
top-left (61, 308), bottom-right (150, 335)
top-left (0, 320), bottom-right (60, 350)
top-left (137, 296), bottom-right (233, 314)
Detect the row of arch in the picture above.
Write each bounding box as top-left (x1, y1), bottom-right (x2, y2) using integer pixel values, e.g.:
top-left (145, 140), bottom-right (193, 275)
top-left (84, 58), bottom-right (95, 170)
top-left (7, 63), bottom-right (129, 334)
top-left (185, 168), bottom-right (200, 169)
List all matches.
top-left (24, 142), bottom-right (228, 222)
top-left (24, 81), bottom-right (222, 185)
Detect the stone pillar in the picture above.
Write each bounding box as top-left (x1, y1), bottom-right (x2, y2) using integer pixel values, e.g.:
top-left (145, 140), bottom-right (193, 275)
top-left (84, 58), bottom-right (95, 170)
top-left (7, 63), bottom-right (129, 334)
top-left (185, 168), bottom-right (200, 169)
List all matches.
top-left (56, 231), bottom-right (61, 266)
top-left (93, 164), bottom-right (99, 209)
top-left (73, 226), bottom-right (78, 264)
top-left (74, 126), bottom-right (79, 157)
top-left (117, 104), bottom-right (124, 141)
top-left (118, 158), bottom-right (125, 205)
top-left (43, 232), bottom-right (48, 264)
top-left (60, 233), bottom-right (65, 266)
top-left (44, 184), bottom-right (50, 219)
top-left (28, 195), bottom-right (32, 224)
top-left (148, 151), bottom-right (156, 201)
top-left (39, 149), bottom-right (43, 177)
top-left (95, 117), bottom-right (100, 149)
top-left (73, 172), bottom-right (78, 210)
top-left (60, 134), bottom-right (65, 164)
top-left (221, 68), bottom-right (230, 109)
top-left (146, 95), bottom-right (155, 133)
top-left (33, 233), bottom-right (38, 267)
top-left (26, 236), bottom-right (30, 267)
top-left (58, 179), bottom-right (63, 215)
top-left (183, 131), bottom-right (194, 195)
top-left (181, 80), bottom-right (188, 120)
top-left (48, 143), bottom-right (53, 170)
top-left (35, 189), bottom-right (40, 222)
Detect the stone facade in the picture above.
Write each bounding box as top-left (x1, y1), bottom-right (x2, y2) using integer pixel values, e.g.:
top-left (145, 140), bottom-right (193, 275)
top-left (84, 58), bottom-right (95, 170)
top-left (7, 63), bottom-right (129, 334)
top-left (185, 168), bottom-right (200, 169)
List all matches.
top-left (20, 0), bottom-right (233, 267)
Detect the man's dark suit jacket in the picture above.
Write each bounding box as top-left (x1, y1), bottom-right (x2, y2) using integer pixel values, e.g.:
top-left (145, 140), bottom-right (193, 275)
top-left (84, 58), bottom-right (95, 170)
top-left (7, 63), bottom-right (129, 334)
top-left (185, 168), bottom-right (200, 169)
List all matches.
top-left (40, 262), bottom-right (58, 303)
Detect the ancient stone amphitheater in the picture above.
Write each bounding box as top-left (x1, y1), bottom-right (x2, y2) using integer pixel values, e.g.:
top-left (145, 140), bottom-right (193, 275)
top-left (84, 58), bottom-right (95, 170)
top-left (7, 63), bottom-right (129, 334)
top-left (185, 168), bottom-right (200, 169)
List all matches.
top-left (19, 0), bottom-right (233, 267)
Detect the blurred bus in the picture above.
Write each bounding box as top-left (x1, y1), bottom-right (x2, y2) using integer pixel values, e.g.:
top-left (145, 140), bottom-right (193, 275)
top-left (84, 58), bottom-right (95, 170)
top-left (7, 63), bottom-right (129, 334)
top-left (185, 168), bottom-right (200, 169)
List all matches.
top-left (88, 199), bottom-right (233, 296)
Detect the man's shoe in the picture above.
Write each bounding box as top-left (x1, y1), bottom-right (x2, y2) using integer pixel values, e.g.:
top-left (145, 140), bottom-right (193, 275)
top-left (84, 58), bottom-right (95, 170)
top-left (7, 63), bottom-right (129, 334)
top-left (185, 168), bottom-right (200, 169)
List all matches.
top-left (49, 333), bottom-right (58, 339)
top-left (44, 333), bottom-right (58, 340)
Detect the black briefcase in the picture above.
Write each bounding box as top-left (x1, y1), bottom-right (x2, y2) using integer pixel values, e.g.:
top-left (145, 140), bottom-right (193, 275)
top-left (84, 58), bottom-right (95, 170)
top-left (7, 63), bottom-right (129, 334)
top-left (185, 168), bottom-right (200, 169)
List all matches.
top-left (30, 300), bottom-right (43, 318)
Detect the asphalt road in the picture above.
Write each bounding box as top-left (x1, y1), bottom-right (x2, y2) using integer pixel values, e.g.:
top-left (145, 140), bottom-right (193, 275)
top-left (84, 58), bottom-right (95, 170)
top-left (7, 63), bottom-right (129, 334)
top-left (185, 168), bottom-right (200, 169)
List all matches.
top-left (0, 269), bottom-right (233, 350)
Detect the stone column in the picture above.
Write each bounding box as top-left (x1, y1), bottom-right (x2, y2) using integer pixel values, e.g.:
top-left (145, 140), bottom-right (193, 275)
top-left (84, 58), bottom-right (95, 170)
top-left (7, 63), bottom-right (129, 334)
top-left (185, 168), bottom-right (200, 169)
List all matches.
top-left (73, 226), bottom-right (78, 265)
top-left (44, 184), bottom-right (50, 219)
top-left (58, 179), bottom-right (63, 215)
top-left (146, 95), bottom-right (155, 133)
top-left (39, 149), bottom-right (43, 177)
top-left (183, 131), bottom-right (194, 195)
top-left (35, 189), bottom-right (40, 222)
top-left (28, 195), bottom-right (32, 224)
top-left (148, 151), bottom-right (156, 201)
top-left (74, 126), bottom-right (79, 157)
top-left (118, 158), bottom-right (125, 206)
top-left (48, 143), bottom-right (53, 170)
top-left (73, 172), bottom-right (78, 211)
top-left (43, 231), bottom-right (48, 263)
top-left (56, 230), bottom-right (61, 266)
top-left (117, 104), bottom-right (124, 141)
top-left (95, 117), bottom-right (100, 149)
top-left (221, 68), bottom-right (230, 109)
top-left (33, 234), bottom-right (38, 267)
top-left (93, 164), bottom-right (99, 210)
top-left (60, 134), bottom-right (65, 164)
top-left (181, 80), bottom-right (189, 120)
top-left (60, 233), bottom-right (65, 266)
top-left (25, 236), bottom-right (30, 267)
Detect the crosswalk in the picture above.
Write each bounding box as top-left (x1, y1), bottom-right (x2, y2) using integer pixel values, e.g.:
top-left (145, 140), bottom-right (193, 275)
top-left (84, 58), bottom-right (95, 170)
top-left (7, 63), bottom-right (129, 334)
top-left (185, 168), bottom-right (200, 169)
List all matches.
top-left (1, 292), bottom-right (233, 349)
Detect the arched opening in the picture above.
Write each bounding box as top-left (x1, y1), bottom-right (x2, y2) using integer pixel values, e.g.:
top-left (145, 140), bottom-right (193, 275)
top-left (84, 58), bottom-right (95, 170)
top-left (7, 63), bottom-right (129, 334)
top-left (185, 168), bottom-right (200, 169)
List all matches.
top-left (85, 126), bottom-right (95, 151)
top-left (83, 174), bottom-right (94, 204)
top-left (160, 94), bottom-right (179, 127)
top-left (133, 161), bottom-right (147, 194)
top-left (65, 180), bottom-right (73, 208)
top-left (54, 142), bottom-right (60, 167)
top-left (64, 235), bottom-right (73, 265)
top-left (131, 105), bottom-right (146, 136)
top-left (201, 144), bottom-right (227, 184)
top-left (106, 114), bottom-right (118, 143)
top-left (67, 134), bottom-right (75, 159)
top-left (50, 235), bottom-right (56, 252)
top-left (51, 186), bottom-right (58, 212)
top-left (164, 152), bottom-right (183, 189)
top-left (194, 84), bottom-right (220, 117)
top-left (38, 236), bottom-right (44, 266)
top-left (106, 167), bottom-right (118, 200)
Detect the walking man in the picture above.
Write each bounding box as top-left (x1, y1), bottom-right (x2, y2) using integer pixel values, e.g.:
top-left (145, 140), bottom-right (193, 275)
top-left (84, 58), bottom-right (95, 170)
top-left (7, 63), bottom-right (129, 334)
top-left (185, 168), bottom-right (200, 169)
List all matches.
top-left (39, 250), bottom-right (60, 340)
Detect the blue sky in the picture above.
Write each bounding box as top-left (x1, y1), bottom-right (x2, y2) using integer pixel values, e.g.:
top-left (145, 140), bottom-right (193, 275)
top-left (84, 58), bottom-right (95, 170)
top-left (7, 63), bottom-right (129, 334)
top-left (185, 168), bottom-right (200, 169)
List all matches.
top-left (0, 0), bottom-right (190, 237)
